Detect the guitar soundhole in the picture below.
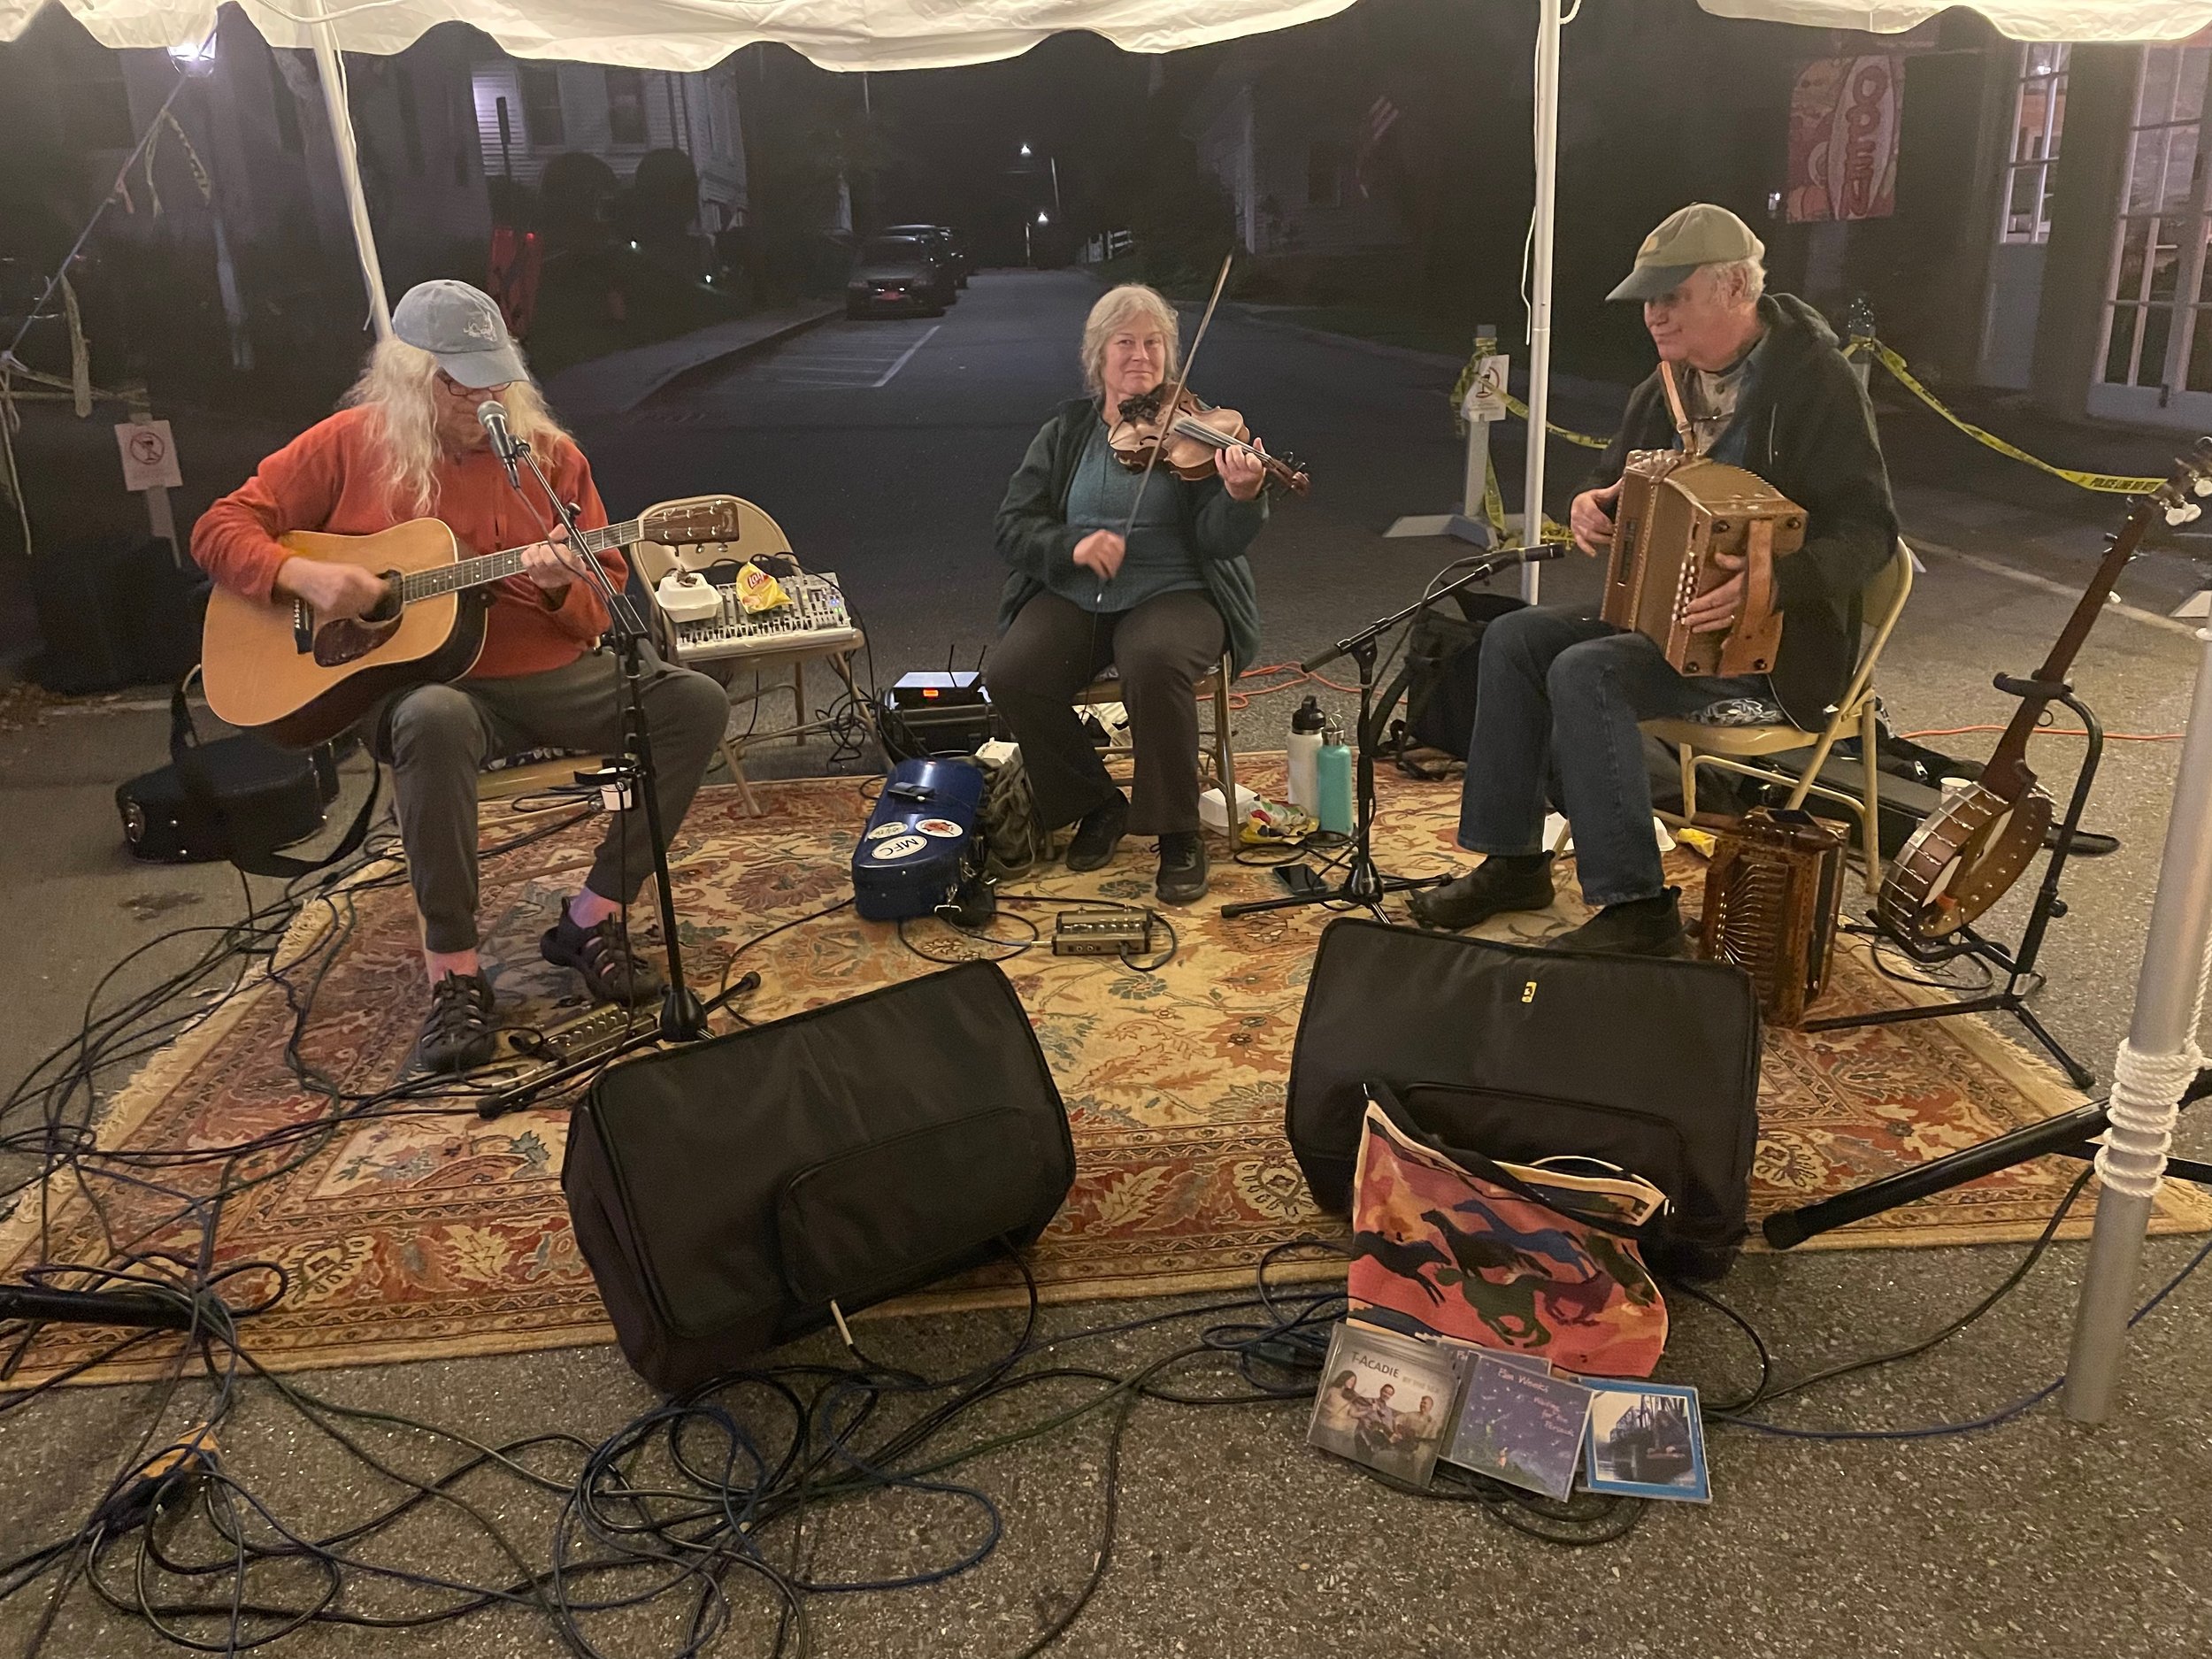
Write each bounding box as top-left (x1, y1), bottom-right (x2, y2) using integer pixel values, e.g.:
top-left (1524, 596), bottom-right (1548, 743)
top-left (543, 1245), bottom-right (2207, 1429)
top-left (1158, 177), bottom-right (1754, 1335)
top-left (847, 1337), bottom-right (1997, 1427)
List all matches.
top-left (363, 572), bottom-right (403, 625)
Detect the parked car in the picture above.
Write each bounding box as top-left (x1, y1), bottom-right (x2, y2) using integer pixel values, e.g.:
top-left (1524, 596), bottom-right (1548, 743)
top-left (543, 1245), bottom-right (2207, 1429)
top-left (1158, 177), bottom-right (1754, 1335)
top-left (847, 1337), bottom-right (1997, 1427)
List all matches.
top-left (884, 224), bottom-right (968, 290)
top-left (846, 235), bottom-right (950, 319)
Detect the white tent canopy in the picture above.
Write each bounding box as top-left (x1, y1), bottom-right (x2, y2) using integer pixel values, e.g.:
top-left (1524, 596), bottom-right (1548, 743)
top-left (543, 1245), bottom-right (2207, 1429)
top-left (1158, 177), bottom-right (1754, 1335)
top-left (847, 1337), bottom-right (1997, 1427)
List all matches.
top-left (5, 0), bottom-right (2209, 73)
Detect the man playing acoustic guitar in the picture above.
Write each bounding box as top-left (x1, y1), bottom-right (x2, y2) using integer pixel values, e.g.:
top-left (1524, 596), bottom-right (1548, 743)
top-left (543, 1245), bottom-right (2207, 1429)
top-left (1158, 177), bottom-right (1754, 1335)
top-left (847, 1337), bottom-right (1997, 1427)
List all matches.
top-left (1409, 204), bottom-right (1897, 956)
top-left (193, 280), bottom-right (729, 1072)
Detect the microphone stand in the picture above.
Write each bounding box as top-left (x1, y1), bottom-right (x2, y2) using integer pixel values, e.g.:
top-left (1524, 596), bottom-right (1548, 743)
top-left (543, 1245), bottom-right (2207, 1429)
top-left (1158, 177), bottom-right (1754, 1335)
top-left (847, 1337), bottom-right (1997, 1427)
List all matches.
top-left (1222, 546), bottom-right (1565, 921)
top-left (503, 432), bottom-right (710, 1047)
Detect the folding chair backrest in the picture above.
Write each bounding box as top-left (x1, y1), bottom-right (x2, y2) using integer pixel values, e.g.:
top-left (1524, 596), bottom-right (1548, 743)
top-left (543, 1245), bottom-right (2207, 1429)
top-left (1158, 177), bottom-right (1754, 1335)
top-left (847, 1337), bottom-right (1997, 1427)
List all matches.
top-left (1836, 539), bottom-right (1914, 717)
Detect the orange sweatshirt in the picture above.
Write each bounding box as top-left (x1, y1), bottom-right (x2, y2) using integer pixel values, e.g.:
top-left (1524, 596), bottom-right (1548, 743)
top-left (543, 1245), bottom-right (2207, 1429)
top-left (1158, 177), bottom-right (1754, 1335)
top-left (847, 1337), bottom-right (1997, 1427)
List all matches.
top-left (191, 404), bottom-right (626, 680)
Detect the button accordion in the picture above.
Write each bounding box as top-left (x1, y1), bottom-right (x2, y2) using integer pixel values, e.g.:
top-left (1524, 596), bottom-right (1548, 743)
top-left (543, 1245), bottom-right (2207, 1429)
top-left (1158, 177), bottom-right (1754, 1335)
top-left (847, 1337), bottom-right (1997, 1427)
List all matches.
top-left (1604, 449), bottom-right (1805, 678)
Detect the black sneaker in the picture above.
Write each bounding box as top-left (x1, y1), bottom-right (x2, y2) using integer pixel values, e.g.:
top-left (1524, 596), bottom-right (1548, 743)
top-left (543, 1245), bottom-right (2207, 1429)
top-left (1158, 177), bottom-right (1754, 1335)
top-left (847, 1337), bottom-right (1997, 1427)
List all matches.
top-left (415, 972), bottom-right (496, 1074)
top-left (1156, 832), bottom-right (1209, 905)
top-left (1405, 854), bottom-right (1555, 933)
top-left (541, 910), bottom-right (670, 1006)
top-left (1066, 793), bottom-right (1129, 872)
top-left (1547, 887), bottom-right (1690, 957)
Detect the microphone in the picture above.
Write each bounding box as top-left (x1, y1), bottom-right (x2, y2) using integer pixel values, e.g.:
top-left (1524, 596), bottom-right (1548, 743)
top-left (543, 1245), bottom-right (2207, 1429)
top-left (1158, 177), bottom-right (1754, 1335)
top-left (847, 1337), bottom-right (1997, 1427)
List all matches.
top-left (477, 398), bottom-right (521, 487)
top-left (1297, 545), bottom-right (1570, 675)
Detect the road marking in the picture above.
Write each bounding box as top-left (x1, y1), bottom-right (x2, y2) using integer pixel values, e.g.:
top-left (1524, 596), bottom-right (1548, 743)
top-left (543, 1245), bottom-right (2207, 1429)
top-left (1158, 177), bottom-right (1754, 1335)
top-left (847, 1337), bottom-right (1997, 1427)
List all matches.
top-left (872, 325), bottom-right (941, 388)
top-left (1910, 536), bottom-right (2200, 639)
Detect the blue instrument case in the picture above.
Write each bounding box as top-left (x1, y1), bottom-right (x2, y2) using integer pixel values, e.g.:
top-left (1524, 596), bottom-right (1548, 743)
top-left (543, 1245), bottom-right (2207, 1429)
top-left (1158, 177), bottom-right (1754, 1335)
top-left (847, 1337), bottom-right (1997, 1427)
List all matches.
top-left (852, 758), bottom-right (987, 921)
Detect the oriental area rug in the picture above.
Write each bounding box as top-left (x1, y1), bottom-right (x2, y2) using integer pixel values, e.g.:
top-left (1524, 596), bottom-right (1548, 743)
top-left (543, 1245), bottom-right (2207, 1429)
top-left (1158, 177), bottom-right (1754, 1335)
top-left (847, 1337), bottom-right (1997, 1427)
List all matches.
top-left (7, 760), bottom-right (2206, 1385)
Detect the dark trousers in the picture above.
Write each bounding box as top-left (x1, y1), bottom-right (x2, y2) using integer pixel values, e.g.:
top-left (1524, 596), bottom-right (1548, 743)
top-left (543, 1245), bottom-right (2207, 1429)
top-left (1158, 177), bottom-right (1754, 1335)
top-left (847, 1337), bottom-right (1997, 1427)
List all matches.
top-left (1457, 606), bottom-right (1763, 908)
top-left (986, 588), bottom-right (1225, 836)
top-left (372, 649), bottom-right (731, 953)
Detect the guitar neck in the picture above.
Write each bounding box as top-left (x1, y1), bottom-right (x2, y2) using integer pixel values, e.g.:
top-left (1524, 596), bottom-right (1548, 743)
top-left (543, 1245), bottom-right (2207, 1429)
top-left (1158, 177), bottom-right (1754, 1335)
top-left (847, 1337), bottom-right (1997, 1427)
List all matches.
top-left (1986, 501), bottom-right (2153, 780)
top-left (397, 517), bottom-right (639, 603)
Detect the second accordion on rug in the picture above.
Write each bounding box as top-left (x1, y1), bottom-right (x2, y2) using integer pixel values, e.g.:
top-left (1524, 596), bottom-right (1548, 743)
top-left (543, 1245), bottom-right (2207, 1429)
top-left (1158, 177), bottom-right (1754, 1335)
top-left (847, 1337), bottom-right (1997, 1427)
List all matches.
top-left (1697, 808), bottom-right (1847, 1026)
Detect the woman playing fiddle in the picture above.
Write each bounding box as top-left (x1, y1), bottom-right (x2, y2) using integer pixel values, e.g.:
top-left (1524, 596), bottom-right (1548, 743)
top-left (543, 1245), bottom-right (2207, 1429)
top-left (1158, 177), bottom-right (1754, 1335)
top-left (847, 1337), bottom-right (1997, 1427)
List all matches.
top-left (986, 283), bottom-right (1269, 904)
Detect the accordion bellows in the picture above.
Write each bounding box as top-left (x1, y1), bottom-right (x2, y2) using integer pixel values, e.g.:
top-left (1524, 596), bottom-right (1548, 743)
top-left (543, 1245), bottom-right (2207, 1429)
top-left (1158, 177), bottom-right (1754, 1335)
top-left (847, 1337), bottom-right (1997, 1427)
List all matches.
top-left (1605, 452), bottom-right (1806, 678)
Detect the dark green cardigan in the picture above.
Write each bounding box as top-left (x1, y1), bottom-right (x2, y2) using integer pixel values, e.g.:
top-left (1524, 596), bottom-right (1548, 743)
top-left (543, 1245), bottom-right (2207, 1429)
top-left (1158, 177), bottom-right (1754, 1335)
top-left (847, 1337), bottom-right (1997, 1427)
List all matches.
top-left (994, 396), bottom-right (1268, 674)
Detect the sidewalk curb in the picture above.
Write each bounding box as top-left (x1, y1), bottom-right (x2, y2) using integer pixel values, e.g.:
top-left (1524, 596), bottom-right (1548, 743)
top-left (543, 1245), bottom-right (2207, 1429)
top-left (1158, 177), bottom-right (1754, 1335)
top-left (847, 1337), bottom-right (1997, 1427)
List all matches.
top-left (642, 304), bottom-right (843, 408)
top-left (553, 303), bottom-right (843, 420)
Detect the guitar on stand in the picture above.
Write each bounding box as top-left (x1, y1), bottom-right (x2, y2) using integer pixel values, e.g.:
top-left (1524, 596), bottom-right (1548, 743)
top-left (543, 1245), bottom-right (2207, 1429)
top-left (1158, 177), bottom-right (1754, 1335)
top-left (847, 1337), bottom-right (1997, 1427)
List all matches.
top-left (200, 497), bottom-right (748, 749)
top-left (1800, 438), bottom-right (2212, 1089)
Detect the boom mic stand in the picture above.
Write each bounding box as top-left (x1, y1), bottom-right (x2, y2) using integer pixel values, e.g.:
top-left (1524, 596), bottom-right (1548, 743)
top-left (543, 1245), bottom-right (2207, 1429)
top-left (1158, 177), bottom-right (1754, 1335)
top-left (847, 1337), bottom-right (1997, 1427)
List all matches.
top-left (1223, 546), bottom-right (1565, 921)
top-left (495, 427), bottom-right (716, 1056)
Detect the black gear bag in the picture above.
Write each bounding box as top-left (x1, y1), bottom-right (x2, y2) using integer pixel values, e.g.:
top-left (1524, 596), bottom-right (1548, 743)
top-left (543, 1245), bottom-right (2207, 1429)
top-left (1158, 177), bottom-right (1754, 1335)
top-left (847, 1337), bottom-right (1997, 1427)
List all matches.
top-left (1286, 918), bottom-right (1762, 1279)
top-left (1371, 589), bottom-right (1525, 777)
top-left (563, 959), bottom-right (1074, 1393)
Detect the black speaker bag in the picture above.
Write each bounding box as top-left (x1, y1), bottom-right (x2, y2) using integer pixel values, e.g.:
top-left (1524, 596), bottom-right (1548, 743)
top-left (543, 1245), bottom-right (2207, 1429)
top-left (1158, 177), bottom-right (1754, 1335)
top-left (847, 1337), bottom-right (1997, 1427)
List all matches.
top-left (30, 536), bottom-right (204, 694)
top-left (564, 960), bottom-right (1074, 1394)
top-left (1286, 918), bottom-right (1762, 1279)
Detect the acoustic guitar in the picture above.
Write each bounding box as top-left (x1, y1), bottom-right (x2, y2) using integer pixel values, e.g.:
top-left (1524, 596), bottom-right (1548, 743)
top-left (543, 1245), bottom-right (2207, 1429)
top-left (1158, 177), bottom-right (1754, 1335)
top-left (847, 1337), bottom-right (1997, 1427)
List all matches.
top-left (201, 496), bottom-right (745, 749)
top-left (1877, 441), bottom-right (2209, 946)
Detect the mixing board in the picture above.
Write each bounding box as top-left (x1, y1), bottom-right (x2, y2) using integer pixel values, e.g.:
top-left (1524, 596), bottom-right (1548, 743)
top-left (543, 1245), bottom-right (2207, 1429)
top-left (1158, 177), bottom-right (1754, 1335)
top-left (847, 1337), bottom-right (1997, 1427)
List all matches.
top-left (668, 569), bottom-right (861, 664)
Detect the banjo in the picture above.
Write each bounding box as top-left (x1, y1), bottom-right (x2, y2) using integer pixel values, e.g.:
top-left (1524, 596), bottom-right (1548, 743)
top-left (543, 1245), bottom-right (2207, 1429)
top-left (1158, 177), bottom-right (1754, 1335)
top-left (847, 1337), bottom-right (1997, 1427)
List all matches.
top-left (1877, 439), bottom-right (2211, 946)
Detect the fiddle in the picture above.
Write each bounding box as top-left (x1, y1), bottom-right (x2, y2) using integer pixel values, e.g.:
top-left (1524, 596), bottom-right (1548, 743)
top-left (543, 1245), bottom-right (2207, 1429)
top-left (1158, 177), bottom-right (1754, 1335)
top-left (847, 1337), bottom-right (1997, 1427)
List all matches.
top-left (1107, 387), bottom-right (1311, 497)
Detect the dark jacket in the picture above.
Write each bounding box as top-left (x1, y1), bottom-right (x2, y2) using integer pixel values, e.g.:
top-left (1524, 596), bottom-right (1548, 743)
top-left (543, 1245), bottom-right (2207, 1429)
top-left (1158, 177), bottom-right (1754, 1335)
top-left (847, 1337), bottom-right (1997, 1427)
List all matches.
top-left (1590, 292), bottom-right (1898, 730)
top-left (995, 396), bottom-right (1268, 673)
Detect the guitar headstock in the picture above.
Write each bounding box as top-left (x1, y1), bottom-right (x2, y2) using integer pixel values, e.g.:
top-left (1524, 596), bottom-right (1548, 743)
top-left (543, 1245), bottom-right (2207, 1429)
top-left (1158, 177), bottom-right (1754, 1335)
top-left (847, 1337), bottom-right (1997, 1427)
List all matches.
top-left (640, 495), bottom-right (749, 547)
top-left (2153, 436), bottom-right (2212, 526)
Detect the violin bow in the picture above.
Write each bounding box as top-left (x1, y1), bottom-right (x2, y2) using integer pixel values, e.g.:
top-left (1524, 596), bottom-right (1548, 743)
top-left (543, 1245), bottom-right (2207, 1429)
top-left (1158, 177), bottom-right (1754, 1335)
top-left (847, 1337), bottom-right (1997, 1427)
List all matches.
top-left (1110, 250), bottom-right (1238, 566)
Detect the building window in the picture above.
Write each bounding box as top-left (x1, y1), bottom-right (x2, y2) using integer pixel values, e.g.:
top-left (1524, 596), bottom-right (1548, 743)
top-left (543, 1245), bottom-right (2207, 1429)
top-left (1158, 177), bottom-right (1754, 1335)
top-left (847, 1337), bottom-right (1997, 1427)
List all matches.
top-left (520, 63), bottom-right (565, 149)
top-left (605, 67), bottom-right (649, 146)
top-left (2000, 43), bottom-right (2068, 243)
top-left (2100, 46), bottom-right (2212, 394)
top-left (61, 50), bottom-right (135, 151)
top-left (1307, 142), bottom-right (1347, 208)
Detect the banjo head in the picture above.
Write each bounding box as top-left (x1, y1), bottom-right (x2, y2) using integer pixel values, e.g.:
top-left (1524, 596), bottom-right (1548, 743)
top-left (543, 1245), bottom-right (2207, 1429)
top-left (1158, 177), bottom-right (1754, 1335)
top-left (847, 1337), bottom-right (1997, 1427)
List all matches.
top-left (1879, 785), bottom-right (2055, 942)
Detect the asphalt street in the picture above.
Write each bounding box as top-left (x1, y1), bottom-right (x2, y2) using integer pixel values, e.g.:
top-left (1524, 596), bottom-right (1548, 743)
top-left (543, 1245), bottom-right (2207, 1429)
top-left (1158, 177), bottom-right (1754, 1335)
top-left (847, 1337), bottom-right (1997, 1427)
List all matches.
top-left (4, 270), bottom-right (2212, 1658)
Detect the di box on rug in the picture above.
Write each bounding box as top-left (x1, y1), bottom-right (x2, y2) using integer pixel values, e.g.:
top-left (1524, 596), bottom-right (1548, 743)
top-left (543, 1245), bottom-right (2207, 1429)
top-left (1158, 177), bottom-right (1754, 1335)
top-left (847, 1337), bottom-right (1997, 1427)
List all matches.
top-left (1286, 919), bottom-right (1762, 1279)
top-left (563, 960), bottom-right (1074, 1393)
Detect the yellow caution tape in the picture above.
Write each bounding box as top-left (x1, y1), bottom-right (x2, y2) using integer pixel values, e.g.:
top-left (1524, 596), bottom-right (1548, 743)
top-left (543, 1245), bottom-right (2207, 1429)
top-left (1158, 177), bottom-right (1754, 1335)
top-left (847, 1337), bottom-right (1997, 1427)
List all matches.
top-left (1452, 334), bottom-right (2164, 495)
top-left (1502, 391), bottom-right (1610, 449)
top-left (1479, 453), bottom-right (1571, 547)
top-left (1846, 337), bottom-right (2162, 495)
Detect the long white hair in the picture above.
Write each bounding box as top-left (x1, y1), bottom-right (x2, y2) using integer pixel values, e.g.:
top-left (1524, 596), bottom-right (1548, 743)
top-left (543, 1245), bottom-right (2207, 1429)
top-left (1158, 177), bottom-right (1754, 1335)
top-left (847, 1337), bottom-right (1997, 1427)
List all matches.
top-left (342, 337), bottom-right (571, 518)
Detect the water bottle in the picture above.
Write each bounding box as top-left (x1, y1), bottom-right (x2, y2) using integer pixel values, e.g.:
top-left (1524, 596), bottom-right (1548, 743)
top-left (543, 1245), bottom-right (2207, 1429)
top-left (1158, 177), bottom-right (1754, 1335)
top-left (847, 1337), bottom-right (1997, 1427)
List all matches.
top-left (1317, 718), bottom-right (1354, 836)
top-left (1286, 695), bottom-right (1325, 814)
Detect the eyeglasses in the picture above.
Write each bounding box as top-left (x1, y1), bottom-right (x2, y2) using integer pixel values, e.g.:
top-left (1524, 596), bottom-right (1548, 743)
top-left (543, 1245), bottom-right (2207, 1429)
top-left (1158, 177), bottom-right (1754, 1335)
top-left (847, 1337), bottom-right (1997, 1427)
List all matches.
top-left (436, 370), bottom-right (514, 398)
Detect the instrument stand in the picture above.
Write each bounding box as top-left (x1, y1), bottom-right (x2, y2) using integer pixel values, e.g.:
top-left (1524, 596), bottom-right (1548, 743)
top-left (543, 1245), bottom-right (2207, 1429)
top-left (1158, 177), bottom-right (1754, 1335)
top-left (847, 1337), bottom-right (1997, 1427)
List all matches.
top-left (1801, 682), bottom-right (2103, 1093)
top-left (503, 439), bottom-right (711, 1049)
top-left (1222, 549), bottom-right (1555, 923)
top-left (1763, 1069), bottom-right (2212, 1249)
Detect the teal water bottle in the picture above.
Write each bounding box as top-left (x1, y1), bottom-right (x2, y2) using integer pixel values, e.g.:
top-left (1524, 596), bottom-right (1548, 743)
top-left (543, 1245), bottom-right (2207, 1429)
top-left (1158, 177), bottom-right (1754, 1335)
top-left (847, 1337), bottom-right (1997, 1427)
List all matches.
top-left (1317, 718), bottom-right (1354, 836)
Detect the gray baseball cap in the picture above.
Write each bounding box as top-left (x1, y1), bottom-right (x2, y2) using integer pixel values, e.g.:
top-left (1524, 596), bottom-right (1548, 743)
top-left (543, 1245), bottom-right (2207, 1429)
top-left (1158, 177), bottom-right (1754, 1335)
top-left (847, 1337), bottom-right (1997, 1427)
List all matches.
top-left (391, 280), bottom-right (527, 388)
top-left (1607, 204), bottom-right (1765, 303)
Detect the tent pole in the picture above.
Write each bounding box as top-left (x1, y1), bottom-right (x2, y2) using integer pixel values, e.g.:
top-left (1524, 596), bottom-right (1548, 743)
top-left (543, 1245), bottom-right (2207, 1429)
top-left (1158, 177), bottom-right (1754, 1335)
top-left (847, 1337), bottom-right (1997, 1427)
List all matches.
top-left (2062, 620), bottom-right (2212, 1424)
top-left (1520, 0), bottom-right (1562, 598)
top-left (304, 0), bottom-right (394, 339)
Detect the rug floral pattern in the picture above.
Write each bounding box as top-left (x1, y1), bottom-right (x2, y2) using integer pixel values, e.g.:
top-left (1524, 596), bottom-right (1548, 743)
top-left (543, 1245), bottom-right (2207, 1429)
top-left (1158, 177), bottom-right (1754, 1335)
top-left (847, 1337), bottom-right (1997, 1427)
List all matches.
top-left (6, 762), bottom-right (2202, 1383)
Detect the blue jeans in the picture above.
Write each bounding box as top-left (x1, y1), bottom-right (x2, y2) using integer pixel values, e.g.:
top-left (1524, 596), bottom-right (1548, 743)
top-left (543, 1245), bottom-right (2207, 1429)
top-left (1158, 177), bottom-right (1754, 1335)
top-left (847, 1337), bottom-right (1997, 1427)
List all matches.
top-left (1455, 606), bottom-right (1766, 908)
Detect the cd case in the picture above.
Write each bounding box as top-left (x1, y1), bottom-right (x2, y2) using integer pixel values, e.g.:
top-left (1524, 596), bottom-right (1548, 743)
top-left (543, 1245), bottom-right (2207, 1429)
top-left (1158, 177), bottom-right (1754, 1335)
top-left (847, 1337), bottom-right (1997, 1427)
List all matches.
top-left (1582, 1380), bottom-right (1710, 1502)
top-left (1443, 1353), bottom-right (1595, 1500)
top-left (1307, 1320), bottom-right (1463, 1488)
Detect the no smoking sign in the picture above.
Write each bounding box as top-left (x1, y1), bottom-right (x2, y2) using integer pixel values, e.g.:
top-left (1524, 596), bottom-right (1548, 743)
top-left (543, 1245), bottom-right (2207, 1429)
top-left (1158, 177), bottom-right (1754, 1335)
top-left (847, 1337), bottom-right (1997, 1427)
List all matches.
top-left (114, 420), bottom-right (183, 492)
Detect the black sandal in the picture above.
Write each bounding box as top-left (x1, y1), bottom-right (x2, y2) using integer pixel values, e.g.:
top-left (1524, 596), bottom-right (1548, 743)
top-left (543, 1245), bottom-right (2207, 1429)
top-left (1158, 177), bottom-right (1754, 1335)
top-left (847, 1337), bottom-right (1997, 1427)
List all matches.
top-left (415, 972), bottom-right (496, 1074)
top-left (541, 911), bottom-right (669, 1006)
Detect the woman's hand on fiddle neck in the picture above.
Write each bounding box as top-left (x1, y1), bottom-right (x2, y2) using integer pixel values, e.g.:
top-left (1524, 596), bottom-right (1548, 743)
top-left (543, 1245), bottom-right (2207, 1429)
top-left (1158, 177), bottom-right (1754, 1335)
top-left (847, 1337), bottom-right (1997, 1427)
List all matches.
top-left (1217, 440), bottom-right (1266, 503)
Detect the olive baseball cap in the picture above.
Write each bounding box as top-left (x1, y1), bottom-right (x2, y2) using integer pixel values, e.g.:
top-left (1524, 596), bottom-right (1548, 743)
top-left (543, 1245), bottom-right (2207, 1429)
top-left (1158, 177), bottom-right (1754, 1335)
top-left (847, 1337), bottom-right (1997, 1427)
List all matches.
top-left (391, 280), bottom-right (527, 388)
top-left (1607, 204), bottom-right (1765, 303)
